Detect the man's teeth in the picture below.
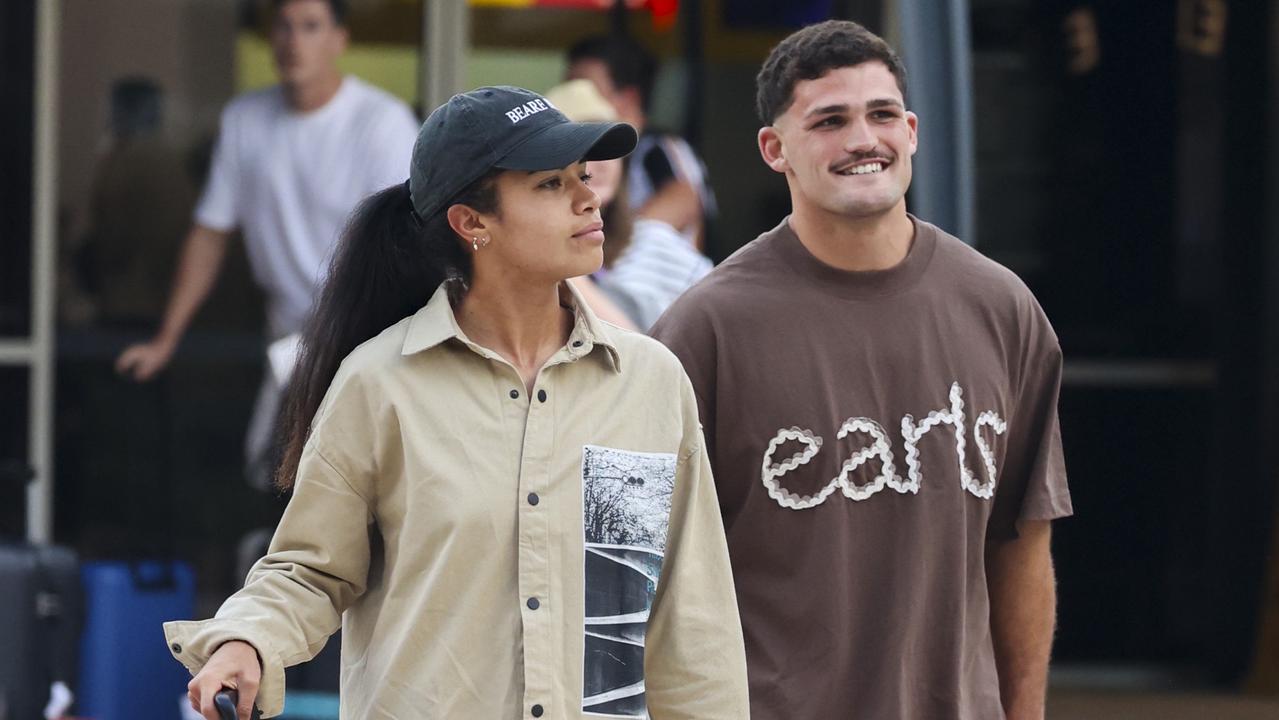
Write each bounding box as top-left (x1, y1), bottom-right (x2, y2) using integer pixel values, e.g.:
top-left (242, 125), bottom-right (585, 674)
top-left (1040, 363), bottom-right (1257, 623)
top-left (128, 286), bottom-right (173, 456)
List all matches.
top-left (840, 162), bottom-right (884, 175)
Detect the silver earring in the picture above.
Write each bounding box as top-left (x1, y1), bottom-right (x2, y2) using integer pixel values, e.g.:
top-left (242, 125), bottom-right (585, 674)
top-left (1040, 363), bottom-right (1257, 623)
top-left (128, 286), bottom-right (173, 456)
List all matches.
top-left (471, 236), bottom-right (480, 252)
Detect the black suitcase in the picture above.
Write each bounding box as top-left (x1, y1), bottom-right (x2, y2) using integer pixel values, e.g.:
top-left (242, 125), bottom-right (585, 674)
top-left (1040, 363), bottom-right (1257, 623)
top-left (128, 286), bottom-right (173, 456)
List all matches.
top-left (0, 543), bottom-right (82, 720)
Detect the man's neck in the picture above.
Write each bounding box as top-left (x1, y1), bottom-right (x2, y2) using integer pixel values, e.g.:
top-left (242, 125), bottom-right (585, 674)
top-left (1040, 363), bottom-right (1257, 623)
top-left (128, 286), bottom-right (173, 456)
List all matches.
top-left (788, 200), bottom-right (915, 272)
top-left (283, 72), bottom-right (344, 113)
top-left (456, 273), bottom-right (573, 390)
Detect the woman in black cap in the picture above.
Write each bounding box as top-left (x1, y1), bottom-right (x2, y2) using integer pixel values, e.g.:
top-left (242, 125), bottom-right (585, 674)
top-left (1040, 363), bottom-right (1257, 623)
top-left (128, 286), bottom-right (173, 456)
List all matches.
top-left (166, 86), bottom-right (748, 720)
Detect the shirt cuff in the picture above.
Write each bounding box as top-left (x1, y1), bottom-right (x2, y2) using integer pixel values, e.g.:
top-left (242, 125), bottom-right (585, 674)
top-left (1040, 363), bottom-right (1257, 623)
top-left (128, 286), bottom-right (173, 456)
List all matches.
top-left (163, 618), bottom-right (287, 718)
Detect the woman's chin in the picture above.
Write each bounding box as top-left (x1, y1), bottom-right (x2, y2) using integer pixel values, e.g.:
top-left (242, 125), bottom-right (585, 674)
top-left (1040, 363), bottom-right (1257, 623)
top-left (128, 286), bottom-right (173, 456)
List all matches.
top-left (566, 247), bottom-right (605, 278)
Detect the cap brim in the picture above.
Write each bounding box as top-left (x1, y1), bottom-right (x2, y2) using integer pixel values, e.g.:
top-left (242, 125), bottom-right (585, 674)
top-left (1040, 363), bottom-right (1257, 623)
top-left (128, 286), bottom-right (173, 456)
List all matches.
top-left (494, 121), bottom-right (638, 171)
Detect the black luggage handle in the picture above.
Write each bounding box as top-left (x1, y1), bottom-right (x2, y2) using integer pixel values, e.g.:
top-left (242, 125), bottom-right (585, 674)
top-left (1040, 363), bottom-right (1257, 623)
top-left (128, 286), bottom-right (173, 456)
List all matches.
top-left (213, 688), bottom-right (262, 720)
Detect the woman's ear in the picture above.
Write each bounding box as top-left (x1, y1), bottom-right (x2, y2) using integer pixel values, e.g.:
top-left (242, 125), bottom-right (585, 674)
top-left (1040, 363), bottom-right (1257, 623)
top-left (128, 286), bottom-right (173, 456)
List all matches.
top-left (446, 204), bottom-right (489, 242)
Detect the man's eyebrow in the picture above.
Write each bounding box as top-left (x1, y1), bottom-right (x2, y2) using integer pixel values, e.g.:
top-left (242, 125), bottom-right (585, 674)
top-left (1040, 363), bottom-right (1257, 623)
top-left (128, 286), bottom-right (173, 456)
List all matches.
top-left (867, 98), bottom-right (905, 110)
top-left (804, 103), bottom-right (850, 119)
top-left (803, 99), bottom-right (904, 119)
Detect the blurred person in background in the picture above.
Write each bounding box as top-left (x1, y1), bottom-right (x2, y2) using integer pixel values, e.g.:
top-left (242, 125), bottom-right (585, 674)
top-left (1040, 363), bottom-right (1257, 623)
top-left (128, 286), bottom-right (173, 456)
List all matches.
top-left (165, 86), bottom-right (748, 720)
top-left (652, 20), bottom-right (1073, 720)
top-left (546, 79), bottom-right (711, 330)
top-left (68, 77), bottom-right (194, 329)
top-left (566, 33), bottom-right (715, 249)
top-left (114, 0), bottom-right (419, 489)
top-left (55, 77), bottom-right (201, 559)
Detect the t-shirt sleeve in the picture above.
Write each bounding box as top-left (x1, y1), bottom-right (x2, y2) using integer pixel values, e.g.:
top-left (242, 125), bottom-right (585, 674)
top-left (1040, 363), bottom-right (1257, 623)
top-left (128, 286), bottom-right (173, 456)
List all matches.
top-left (987, 297), bottom-right (1074, 541)
top-left (194, 106), bottom-right (241, 232)
top-left (361, 100), bottom-right (419, 191)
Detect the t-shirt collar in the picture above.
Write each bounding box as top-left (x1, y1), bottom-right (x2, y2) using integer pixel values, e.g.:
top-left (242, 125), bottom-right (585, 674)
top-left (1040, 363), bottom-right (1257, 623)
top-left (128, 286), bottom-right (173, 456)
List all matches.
top-left (401, 281), bottom-right (622, 373)
top-left (774, 213), bottom-right (937, 299)
top-left (285, 75), bottom-right (354, 120)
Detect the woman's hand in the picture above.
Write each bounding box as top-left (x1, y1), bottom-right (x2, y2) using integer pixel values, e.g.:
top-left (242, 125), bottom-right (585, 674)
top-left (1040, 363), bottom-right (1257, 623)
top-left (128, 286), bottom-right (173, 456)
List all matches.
top-left (187, 640), bottom-right (262, 720)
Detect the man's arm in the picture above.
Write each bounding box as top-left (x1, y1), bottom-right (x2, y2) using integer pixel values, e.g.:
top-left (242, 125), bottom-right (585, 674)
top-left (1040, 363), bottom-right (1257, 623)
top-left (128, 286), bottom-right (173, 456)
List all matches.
top-left (986, 518), bottom-right (1056, 720)
top-left (634, 135), bottom-right (712, 249)
top-left (115, 224), bottom-right (231, 381)
top-left (637, 179), bottom-right (701, 232)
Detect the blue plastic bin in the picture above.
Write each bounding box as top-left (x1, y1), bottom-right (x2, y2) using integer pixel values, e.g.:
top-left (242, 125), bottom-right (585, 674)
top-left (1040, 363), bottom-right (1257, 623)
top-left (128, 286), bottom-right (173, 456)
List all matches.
top-left (77, 561), bottom-right (195, 720)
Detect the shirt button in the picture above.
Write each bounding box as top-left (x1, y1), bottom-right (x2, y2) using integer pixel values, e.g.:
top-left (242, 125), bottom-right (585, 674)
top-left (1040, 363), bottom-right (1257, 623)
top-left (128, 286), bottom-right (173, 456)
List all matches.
top-left (527, 492), bottom-right (540, 506)
top-left (531, 704), bottom-right (544, 717)
top-left (509, 389), bottom-right (520, 399)
top-left (537, 389), bottom-right (547, 403)
top-left (527, 597), bottom-right (540, 610)
top-left (170, 643), bottom-right (182, 654)
top-left (572, 340), bottom-right (583, 347)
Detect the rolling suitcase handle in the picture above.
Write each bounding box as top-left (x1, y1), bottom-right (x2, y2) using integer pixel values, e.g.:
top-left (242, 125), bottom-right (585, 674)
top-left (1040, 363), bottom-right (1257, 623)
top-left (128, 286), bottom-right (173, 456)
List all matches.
top-left (213, 688), bottom-right (262, 720)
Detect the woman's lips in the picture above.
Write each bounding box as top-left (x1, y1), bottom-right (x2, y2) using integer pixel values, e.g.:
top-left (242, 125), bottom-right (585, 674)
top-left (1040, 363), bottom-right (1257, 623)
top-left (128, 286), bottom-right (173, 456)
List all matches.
top-left (573, 222), bottom-right (605, 242)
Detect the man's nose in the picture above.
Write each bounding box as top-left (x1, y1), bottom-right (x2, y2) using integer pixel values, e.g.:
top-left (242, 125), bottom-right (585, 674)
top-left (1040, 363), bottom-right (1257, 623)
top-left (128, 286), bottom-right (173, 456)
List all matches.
top-left (280, 26), bottom-right (301, 49)
top-left (843, 119), bottom-right (877, 153)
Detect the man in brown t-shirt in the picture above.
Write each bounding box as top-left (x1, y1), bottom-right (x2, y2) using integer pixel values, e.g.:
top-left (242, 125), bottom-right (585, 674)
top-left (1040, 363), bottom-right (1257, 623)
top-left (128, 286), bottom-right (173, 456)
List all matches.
top-left (650, 20), bottom-right (1073, 720)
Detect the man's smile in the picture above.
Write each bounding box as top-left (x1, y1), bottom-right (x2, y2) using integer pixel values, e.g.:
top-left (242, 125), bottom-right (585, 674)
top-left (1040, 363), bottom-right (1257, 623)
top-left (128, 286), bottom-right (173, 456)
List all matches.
top-left (832, 157), bottom-right (893, 176)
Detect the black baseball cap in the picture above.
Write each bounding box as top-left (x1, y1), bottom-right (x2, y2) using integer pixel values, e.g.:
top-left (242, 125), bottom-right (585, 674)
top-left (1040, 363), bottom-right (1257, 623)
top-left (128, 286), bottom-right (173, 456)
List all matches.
top-left (408, 86), bottom-right (637, 221)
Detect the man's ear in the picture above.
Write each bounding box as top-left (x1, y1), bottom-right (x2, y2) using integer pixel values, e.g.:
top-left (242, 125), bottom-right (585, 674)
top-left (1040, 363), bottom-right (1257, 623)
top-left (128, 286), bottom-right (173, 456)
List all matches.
top-left (758, 126), bottom-right (789, 174)
top-left (328, 22), bottom-right (350, 56)
top-left (906, 110), bottom-right (919, 156)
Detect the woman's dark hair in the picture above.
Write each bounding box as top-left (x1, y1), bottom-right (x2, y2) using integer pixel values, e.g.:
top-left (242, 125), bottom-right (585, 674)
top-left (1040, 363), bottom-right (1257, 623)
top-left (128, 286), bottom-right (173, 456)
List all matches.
top-left (601, 173), bottom-right (633, 270)
top-left (755, 20), bottom-right (907, 125)
top-left (274, 171), bottom-right (500, 491)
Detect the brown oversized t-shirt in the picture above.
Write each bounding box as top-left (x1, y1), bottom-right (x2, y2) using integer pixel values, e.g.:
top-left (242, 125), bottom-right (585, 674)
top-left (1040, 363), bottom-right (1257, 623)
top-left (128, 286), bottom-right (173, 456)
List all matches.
top-left (650, 216), bottom-right (1073, 720)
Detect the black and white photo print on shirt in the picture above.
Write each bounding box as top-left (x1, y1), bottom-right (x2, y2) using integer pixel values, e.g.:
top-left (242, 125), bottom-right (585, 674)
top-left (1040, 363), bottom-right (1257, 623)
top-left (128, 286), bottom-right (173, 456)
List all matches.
top-left (580, 445), bottom-right (676, 718)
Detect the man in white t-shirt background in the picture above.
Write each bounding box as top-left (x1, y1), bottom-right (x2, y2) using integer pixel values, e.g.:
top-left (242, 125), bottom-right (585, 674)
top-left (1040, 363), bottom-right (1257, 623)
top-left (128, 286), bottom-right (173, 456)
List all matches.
top-left (116, 0), bottom-right (419, 487)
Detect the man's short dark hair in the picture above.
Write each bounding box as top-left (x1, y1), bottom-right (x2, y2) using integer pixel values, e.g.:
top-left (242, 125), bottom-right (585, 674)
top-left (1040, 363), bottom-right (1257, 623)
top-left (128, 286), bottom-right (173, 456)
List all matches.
top-left (111, 77), bottom-right (164, 139)
top-left (567, 34), bottom-right (658, 112)
top-left (272, 0), bottom-right (348, 26)
top-left (755, 20), bottom-right (907, 125)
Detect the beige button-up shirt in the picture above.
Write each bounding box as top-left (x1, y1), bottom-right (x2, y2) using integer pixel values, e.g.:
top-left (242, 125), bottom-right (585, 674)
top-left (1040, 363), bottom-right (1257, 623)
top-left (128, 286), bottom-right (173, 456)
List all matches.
top-left (164, 283), bottom-right (749, 719)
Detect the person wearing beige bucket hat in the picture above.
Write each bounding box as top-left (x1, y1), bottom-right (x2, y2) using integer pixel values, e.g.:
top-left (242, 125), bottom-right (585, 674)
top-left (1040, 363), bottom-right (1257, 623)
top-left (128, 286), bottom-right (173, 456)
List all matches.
top-left (164, 86), bottom-right (750, 720)
top-left (545, 79), bottom-right (713, 330)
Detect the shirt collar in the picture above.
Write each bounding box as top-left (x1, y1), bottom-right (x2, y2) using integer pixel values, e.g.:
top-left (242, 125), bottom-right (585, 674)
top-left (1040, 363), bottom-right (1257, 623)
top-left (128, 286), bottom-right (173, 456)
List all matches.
top-left (401, 281), bottom-right (623, 373)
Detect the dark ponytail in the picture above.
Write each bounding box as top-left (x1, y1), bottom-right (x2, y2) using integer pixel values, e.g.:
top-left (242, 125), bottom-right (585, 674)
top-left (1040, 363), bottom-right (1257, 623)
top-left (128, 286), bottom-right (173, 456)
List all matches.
top-left (274, 173), bottom-right (500, 490)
